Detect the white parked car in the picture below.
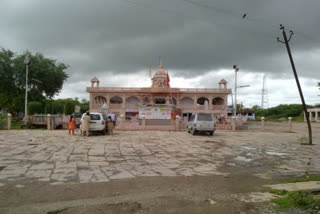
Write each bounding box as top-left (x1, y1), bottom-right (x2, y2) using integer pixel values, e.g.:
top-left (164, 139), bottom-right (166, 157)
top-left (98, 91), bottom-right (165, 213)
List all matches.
top-left (187, 113), bottom-right (216, 135)
top-left (80, 112), bottom-right (107, 135)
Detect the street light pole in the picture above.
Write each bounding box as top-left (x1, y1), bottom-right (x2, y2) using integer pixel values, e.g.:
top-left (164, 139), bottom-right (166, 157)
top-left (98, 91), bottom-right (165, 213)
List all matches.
top-left (233, 65), bottom-right (239, 118)
top-left (24, 54), bottom-right (30, 125)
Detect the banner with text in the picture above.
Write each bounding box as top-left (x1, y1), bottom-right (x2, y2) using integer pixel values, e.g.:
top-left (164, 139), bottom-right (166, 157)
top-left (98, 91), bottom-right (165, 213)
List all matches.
top-left (139, 107), bottom-right (171, 119)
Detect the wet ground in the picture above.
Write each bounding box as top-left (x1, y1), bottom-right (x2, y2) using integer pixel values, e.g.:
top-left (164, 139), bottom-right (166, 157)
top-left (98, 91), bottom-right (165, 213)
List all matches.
top-left (0, 121), bottom-right (319, 213)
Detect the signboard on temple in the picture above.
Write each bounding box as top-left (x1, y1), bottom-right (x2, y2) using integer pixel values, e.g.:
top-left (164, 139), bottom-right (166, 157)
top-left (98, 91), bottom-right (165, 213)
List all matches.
top-left (139, 107), bottom-right (171, 119)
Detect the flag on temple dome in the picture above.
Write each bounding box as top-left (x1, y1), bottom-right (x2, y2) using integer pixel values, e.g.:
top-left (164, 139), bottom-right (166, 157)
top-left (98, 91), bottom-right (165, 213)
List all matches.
top-left (166, 71), bottom-right (170, 87)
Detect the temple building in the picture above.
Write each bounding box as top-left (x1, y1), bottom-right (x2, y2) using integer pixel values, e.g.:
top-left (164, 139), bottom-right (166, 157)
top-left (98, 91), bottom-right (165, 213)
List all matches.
top-left (87, 62), bottom-right (231, 121)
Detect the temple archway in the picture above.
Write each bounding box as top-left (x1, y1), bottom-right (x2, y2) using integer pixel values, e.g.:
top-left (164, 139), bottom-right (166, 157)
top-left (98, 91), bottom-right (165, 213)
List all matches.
top-left (212, 97), bottom-right (224, 105)
top-left (110, 96), bottom-right (123, 104)
top-left (197, 97), bottom-right (209, 105)
top-left (94, 96), bottom-right (107, 104)
top-left (154, 96), bottom-right (166, 104)
top-left (126, 96), bottom-right (140, 105)
top-left (180, 97), bottom-right (194, 106)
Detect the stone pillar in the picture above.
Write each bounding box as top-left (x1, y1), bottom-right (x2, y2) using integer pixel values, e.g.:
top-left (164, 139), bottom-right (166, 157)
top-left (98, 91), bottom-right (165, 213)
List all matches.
top-left (232, 116), bottom-right (236, 131)
top-left (122, 95), bottom-right (126, 109)
top-left (304, 112), bottom-right (306, 122)
top-left (261, 117), bottom-right (265, 131)
top-left (120, 114), bottom-right (124, 129)
top-left (89, 93), bottom-right (93, 111)
top-left (51, 115), bottom-right (55, 130)
top-left (175, 115), bottom-right (179, 131)
top-left (142, 116), bottom-right (146, 130)
top-left (315, 111), bottom-right (319, 121)
top-left (194, 96), bottom-right (198, 110)
top-left (7, 113), bottom-right (12, 130)
top-left (288, 117), bottom-right (292, 132)
top-left (47, 114), bottom-right (51, 130)
top-left (309, 111), bottom-right (313, 121)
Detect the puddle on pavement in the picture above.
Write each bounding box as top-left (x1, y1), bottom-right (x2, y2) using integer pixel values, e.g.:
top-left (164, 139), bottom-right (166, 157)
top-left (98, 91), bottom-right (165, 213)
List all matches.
top-left (235, 156), bottom-right (253, 162)
top-left (265, 151), bottom-right (286, 156)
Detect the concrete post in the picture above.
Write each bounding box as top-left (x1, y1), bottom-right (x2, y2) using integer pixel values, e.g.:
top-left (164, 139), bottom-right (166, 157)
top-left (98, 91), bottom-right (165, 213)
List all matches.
top-left (7, 113), bottom-right (12, 130)
top-left (51, 115), bottom-right (55, 130)
top-left (142, 116), bottom-right (146, 130)
top-left (315, 111), bottom-right (319, 121)
top-left (120, 114), bottom-right (124, 129)
top-left (304, 112), bottom-right (306, 122)
top-left (232, 116), bottom-right (236, 131)
top-left (309, 111), bottom-right (313, 121)
top-left (261, 117), bottom-right (265, 131)
top-left (47, 114), bottom-right (51, 130)
top-left (175, 115), bottom-right (179, 131)
top-left (288, 117), bottom-right (292, 132)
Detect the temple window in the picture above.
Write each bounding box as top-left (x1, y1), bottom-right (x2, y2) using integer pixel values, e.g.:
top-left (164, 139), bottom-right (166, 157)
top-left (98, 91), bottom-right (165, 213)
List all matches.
top-left (212, 97), bottom-right (224, 105)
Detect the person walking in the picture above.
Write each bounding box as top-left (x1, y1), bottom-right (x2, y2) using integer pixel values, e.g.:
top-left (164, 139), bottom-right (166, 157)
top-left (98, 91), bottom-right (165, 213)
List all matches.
top-left (68, 115), bottom-right (75, 135)
top-left (82, 112), bottom-right (90, 137)
top-left (107, 116), bottom-right (114, 136)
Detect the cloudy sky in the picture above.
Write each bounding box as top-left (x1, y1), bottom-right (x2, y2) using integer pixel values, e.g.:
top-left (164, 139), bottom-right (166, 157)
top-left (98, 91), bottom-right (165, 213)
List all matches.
top-left (1, 0), bottom-right (319, 107)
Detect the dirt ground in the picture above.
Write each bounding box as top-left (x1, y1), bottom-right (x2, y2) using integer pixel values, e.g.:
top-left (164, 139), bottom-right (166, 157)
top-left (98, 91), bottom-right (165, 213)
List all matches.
top-left (0, 121), bottom-right (319, 214)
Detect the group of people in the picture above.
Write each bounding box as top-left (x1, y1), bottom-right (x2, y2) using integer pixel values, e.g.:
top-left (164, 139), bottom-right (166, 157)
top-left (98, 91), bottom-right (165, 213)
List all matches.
top-left (67, 112), bottom-right (114, 136)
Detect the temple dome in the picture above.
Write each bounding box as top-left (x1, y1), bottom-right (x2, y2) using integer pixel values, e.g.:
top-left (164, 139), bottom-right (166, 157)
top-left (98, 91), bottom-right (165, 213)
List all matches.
top-left (151, 60), bottom-right (169, 88)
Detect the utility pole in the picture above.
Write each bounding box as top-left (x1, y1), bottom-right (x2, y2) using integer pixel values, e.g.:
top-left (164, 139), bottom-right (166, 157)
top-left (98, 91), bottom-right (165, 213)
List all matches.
top-left (233, 65), bottom-right (239, 118)
top-left (24, 54), bottom-right (30, 126)
top-left (261, 74), bottom-right (269, 109)
top-left (277, 24), bottom-right (312, 145)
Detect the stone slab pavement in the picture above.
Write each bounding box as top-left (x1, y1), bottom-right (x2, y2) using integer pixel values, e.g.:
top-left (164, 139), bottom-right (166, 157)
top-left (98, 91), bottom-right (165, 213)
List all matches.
top-left (0, 122), bottom-right (319, 187)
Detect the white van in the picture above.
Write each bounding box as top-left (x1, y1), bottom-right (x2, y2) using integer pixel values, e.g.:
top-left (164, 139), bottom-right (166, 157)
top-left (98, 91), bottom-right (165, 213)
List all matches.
top-left (80, 112), bottom-right (107, 135)
top-left (187, 113), bottom-right (216, 135)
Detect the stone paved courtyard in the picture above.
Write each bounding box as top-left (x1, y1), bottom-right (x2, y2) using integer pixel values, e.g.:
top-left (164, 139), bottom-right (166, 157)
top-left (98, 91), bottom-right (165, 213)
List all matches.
top-left (0, 122), bottom-right (319, 187)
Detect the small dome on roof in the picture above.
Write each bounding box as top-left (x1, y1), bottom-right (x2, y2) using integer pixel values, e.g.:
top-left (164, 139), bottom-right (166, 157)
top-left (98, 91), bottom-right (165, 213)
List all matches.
top-left (219, 79), bottom-right (227, 84)
top-left (91, 77), bottom-right (100, 82)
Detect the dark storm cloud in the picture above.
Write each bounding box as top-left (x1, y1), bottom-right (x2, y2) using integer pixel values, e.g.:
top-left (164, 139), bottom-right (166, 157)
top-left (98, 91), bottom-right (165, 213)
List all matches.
top-left (1, 0), bottom-right (319, 81)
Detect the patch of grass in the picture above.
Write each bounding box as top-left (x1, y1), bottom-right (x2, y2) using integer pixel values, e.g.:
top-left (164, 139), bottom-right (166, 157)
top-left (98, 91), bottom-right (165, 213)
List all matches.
top-left (286, 175), bottom-right (320, 183)
top-left (271, 191), bottom-right (320, 211)
top-left (269, 189), bottom-right (288, 196)
top-left (291, 116), bottom-right (304, 122)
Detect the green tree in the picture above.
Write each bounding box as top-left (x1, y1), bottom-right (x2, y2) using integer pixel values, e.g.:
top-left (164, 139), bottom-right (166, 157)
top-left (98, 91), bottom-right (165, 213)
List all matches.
top-left (28, 101), bottom-right (43, 114)
top-left (80, 98), bottom-right (89, 113)
top-left (255, 104), bottom-right (307, 119)
top-left (0, 48), bottom-right (68, 114)
top-left (64, 100), bottom-right (74, 115)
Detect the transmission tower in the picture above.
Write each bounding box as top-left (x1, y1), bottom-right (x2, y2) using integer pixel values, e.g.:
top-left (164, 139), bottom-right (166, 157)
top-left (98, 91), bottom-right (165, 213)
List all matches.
top-left (261, 74), bottom-right (269, 109)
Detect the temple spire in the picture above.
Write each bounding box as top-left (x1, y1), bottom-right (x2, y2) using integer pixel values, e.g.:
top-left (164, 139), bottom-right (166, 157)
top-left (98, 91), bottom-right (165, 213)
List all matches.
top-left (158, 56), bottom-right (163, 68)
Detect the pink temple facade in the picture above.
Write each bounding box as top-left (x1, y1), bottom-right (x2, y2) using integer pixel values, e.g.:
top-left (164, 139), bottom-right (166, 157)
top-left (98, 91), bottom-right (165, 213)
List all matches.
top-left (87, 62), bottom-right (231, 120)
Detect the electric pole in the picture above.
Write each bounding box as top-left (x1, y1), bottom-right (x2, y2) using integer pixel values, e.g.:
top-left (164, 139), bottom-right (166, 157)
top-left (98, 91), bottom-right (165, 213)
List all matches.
top-left (261, 74), bottom-right (269, 109)
top-left (277, 24), bottom-right (312, 145)
top-left (233, 65), bottom-right (239, 118)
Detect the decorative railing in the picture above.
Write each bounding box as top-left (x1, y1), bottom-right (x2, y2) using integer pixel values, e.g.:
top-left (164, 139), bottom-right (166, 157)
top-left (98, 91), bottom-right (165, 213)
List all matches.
top-left (212, 105), bottom-right (225, 110)
top-left (109, 104), bottom-right (123, 109)
top-left (87, 87), bottom-right (231, 93)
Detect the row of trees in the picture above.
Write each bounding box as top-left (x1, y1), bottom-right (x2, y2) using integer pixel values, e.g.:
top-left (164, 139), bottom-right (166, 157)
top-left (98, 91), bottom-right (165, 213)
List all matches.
top-left (0, 48), bottom-right (69, 114)
top-left (28, 98), bottom-right (89, 115)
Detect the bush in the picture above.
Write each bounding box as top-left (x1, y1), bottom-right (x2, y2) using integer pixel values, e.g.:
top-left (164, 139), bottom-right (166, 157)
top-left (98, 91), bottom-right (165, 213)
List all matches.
top-left (0, 112), bottom-right (7, 129)
top-left (28, 101), bottom-right (43, 114)
top-left (271, 191), bottom-right (320, 211)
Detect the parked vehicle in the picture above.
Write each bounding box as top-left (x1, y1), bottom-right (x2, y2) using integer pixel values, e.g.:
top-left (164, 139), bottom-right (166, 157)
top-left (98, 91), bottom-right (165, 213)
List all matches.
top-left (80, 112), bottom-right (107, 135)
top-left (187, 113), bottom-right (216, 135)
